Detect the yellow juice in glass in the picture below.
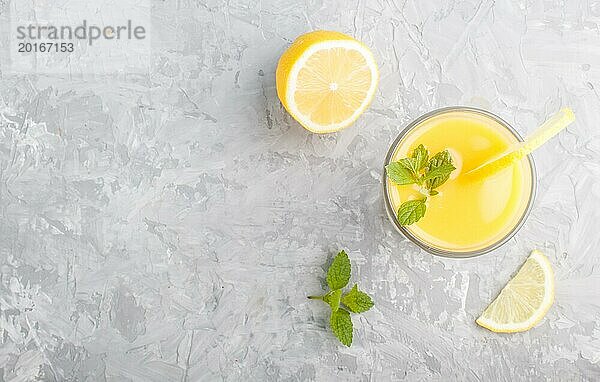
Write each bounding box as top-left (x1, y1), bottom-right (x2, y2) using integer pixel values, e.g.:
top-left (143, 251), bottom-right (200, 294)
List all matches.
top-left (385, 108), bottom-right (535, 256)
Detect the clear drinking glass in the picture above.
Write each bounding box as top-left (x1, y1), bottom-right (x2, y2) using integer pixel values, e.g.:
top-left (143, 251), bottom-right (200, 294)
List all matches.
top-left (383, 107), bottom-right (537, 258)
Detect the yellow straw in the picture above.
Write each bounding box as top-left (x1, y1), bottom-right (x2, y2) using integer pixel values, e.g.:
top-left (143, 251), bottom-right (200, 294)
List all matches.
top-left (466, 108), bottom-right (575, 179)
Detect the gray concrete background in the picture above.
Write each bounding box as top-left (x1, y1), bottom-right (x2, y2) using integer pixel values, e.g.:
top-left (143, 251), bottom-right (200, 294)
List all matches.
top-left (1, 0), bottom-right (600, 380)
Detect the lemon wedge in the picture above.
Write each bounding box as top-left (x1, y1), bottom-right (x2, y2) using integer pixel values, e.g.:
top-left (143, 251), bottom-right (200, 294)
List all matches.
top-left (476, 250), bottom-right (554, 333)
top-left (276, 30), bottom-right (379, 133)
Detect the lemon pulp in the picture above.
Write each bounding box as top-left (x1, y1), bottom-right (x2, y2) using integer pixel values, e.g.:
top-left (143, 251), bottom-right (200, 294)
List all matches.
top-left (276, 30), bottom-right (378, 133)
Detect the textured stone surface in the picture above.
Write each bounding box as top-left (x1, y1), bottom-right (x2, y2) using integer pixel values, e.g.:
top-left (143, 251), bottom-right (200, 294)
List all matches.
top-left (1, 0), bottom-right (600, 381)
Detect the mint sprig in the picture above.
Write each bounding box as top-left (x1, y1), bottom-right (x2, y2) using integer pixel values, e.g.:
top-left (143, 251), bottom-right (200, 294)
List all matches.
top-left (385, 144), bottom-right (455, 225)
top-left (308, 250), bottom-right (374, 347)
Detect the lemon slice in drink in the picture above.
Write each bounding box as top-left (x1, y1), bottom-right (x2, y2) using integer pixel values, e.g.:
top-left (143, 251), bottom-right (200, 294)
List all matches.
top-left (276, 30), bottom-right (379, 133)
top-left (476, 250), bottom-right (554, 333)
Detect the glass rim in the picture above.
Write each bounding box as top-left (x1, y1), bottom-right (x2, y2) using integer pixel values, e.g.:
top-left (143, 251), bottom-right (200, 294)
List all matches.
top-left (383, 106), bottom-right (537, 259)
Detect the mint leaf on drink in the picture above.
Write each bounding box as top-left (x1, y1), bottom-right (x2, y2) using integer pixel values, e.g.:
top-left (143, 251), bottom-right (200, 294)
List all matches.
top-left (386, 145), bottom-right (455, 225)
top-left (341, 284), bottom-right (374, 313)
top-left (308, 250), bottom-right (374, 347)
top-left (422, 162), bottom-right (455, 184)
top-left (425, 149), bottom-right (454, 190)
top-left (385, 161), bottom-right (417, 185)
top-left (385, 145), bottom-right (430, 185)
top-left (330, 309), bottom-right (353, 347)
top-left (397, 157), bottom-right (419, 177)
top-left (397, 198), bottom-right (427, 226)
top-left (326, 250), bottom-right (351, 290)
top-left (412, 144), bottom-right (429, 171)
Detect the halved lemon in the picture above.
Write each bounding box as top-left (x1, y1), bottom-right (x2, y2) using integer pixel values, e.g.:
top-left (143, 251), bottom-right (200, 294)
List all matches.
top-left (476, 250), bottom-right (554, 333)
top-left (276, 30), bottom-right (379, 133)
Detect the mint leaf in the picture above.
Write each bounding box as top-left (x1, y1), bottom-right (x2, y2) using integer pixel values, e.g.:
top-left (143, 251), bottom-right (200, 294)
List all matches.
top-left (385, 161), bottom-right (417, 185)
top-left (397, 198), bottom-right (427, 226)
top-left (389, 146), bottom-right (454, 224)
top-left (341, 284), bottom-right (374, 313)
top-left (322, 289), bottom-right (342, 312)
top-left (398, 158), bottom-right (419, 174)
top-left (423, 162), bottom-right (455, 184)
top-left (326, 250), bottom-right (351, 290)
top-left (309, 250), bottom-right (374, 347)
top-left (398, 158), bottom-right (419, 175)
top-left (411, 144), bottom-right (429, 171)
top-left (330, 308), bottom-right (353, 347)
top-left (425, 150), bottom-right (454, 190)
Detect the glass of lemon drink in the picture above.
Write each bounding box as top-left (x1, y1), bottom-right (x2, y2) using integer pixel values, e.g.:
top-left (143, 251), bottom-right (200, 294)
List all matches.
top-left (384, 107), bottom-right (537, 258)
